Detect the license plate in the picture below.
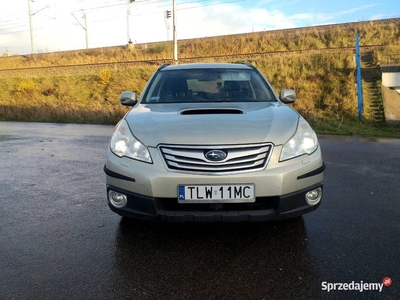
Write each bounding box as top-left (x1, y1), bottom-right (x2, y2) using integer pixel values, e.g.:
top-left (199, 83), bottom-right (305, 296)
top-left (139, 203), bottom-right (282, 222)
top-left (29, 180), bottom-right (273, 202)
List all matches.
top-left (178, 184), bottom-right (255, 203)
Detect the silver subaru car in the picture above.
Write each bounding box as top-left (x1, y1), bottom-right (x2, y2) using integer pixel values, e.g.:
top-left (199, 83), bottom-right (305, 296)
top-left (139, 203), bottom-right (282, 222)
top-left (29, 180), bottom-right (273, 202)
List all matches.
top-left (104, 63), bottom-right (325, 222)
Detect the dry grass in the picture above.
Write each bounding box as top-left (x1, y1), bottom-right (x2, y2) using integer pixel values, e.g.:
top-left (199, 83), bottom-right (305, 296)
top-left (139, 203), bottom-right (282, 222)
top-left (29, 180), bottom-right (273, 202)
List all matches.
top-left (1, 18), bottom-right (399, 68)
top-left (0, 18), bottom-right (400, 136)
top-left (0, 67), bottom-right (156, 123)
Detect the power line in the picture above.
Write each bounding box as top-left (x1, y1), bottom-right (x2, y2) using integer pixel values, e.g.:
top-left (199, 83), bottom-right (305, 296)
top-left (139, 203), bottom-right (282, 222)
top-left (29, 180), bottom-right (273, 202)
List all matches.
top-left (0, 0), bottom-right (243, 27)
top-left (0, 0), bottom-right (243, 35)
top-left (71, 0), bottom-right (136, 12)
top-left (0, 27), bottom-right (50, 35)
top-left (0, 24), bottom-right (27, 31)
top-left (91, 0), bottom-right (245, 19)
top-left (71, 0), bottom-right (231, 12)
top-left (0, 0), bottom-right (248, 53)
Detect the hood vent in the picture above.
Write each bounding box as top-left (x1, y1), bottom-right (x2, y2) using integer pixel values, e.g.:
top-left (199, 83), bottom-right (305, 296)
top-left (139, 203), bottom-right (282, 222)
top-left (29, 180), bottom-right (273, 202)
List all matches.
top-left (180, 108), bottom-right (244, 115)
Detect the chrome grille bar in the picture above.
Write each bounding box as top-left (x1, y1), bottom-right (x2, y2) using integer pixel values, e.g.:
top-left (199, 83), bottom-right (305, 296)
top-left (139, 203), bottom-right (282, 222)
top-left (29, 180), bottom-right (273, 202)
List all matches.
top-left (159, 143), bottom-right (273, 175)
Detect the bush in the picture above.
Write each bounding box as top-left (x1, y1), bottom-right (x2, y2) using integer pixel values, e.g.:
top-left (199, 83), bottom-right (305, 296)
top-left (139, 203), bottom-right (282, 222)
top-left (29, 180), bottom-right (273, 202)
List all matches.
top-left (17, 80), bottom-right (36, 93)
top-left (99, 68), bottom-right (112, 84)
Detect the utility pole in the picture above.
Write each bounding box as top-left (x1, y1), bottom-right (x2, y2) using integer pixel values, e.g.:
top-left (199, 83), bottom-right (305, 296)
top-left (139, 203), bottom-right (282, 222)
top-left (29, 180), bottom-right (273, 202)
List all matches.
top-left (71, 12), bottom-right (89, 49)
top-left (355, 33), bottom-right (363, 120)
top-left (127, 0), bottom-right (135, 45)
top-left (165, 10), bottom-right (171, 41)
top-left (126, 8), bottom-right (131, 43)
top-left (172, 0), bottom-right (178, 64)
top-left (27, 0), bottom-right (34, 54)
top-left (27, 1), bottom-right (48, 54)
top-left (83, 13), bottom-right (88, 49)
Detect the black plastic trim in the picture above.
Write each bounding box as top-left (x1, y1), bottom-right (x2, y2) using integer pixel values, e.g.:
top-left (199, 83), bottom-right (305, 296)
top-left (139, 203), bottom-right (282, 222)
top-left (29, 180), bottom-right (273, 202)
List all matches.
top-left (240, 62), bottom-right (256, 69)
top-left (103, 165), bottom-right (136, 182)
top-left (158, 63), bottom-right (170, 71)
top-left (180, 108), bottom-right (244, 115)
top-left (106, 184), bottom-right (323, 222)
top-left (297, 163), bottom-right (326, 180)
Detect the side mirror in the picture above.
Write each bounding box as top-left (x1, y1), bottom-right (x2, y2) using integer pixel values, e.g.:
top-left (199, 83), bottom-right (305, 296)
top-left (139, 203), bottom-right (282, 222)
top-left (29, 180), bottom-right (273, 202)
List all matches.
top-left (279, 89), bottom-right (296, 104)
top-left (120, 91), bottom-right (138, 106)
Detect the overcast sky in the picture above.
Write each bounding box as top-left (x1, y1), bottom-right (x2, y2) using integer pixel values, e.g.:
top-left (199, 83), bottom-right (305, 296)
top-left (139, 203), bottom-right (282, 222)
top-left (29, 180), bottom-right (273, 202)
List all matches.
top-left (0, 0), bottom-right (399, 55)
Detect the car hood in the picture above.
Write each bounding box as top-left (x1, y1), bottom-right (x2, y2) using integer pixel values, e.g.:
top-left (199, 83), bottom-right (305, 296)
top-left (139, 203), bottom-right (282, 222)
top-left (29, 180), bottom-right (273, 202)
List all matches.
top-left (124, 102), bottom-right (300, 147)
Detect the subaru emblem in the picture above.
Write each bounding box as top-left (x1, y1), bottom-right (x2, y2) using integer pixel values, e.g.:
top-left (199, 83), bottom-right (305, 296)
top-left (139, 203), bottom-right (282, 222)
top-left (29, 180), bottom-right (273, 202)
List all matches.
top-left (205, 150), bottom-right (227, 161)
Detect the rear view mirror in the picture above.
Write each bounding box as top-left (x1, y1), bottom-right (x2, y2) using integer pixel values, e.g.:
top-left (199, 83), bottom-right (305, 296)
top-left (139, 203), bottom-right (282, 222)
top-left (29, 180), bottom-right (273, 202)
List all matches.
top-left (120, 91), bottom-right (138, 106)
top-left (279, 89), bottom-right (296, 104)
top-left (198, 73), bottom-right (218, 81)
top-left (221, 72), bottom-right (251, 81)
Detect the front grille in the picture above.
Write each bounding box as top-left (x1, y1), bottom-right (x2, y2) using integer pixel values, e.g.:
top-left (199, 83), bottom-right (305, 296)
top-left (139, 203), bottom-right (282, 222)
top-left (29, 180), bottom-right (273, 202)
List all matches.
top-left (159, 143), bottom-right (273, 174)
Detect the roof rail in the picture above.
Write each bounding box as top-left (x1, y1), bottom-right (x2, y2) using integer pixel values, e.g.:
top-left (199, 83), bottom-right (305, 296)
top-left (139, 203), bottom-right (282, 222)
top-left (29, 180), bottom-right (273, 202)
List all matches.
top-left (158, 63), bottom-right (170, 71)
top-left (240, 62), bottom-right (256, 69)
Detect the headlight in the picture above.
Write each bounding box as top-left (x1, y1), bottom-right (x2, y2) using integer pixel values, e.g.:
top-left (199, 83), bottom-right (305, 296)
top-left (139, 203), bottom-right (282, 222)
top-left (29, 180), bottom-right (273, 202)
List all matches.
top-left (280, 117), bottom-right (318, 161)
top-left (110, 119), bottom-right (152, 163)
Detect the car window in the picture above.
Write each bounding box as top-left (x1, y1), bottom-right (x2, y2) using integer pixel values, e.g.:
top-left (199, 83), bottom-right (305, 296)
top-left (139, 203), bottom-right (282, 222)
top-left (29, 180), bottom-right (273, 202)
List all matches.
top-left (142, 68), bottom-right (275, 103)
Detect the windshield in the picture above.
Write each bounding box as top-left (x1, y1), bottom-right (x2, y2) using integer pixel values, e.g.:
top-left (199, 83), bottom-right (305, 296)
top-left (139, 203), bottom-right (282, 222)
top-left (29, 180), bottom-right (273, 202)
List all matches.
top-left (142, 68), bottom-right (275, 103)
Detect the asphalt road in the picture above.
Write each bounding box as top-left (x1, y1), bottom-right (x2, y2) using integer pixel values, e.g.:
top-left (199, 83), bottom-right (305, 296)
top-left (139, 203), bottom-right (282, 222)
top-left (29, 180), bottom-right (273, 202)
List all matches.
top-left (0, 121), bottom-right (399, 300)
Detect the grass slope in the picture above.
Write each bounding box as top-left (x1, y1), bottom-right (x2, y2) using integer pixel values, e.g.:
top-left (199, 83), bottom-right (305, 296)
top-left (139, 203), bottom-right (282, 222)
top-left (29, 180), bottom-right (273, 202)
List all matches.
top-left (0, 18), bottom-right (400, 137)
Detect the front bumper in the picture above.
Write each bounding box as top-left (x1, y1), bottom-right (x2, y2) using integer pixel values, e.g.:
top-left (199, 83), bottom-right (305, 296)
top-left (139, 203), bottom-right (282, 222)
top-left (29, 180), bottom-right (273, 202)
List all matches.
top-left (104, 145), bottom-right (325, 222)
top-left (106, 183), bottom-right (323, 222)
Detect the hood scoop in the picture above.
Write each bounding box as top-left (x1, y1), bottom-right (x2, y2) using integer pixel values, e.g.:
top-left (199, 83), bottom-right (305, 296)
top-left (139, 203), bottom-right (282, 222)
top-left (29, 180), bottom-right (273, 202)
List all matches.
top-left (180, 108), bottom-right (244, 115)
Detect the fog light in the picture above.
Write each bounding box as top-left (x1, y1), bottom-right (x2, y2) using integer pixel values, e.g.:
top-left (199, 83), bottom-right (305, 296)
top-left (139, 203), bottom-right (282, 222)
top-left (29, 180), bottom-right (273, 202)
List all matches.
top-left (305, 188), bottom-right (322, 206)
top-left (108, 190), bottom-right (127, 208)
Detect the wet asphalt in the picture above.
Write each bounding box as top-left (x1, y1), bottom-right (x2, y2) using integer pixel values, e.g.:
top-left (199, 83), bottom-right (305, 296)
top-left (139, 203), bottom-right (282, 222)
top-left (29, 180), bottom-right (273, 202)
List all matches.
top-left (0, 121), bottom-right (399, 300)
